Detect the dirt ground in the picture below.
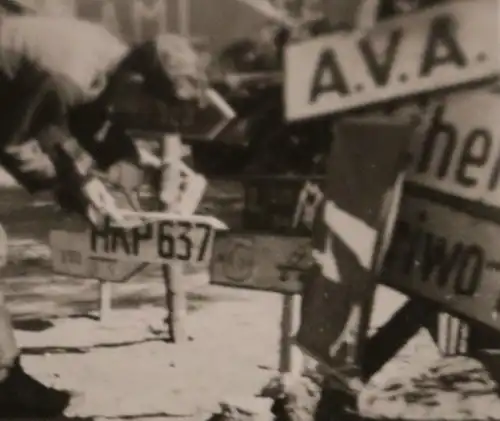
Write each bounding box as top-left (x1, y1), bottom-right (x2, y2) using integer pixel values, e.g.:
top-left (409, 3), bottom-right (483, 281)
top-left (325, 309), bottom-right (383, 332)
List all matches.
top-left (0, 187), bottom-right (283, 420)
top-left (4, 186), bottom-right (500, 421)
top-left (0, 186), bottom-right (412, 421)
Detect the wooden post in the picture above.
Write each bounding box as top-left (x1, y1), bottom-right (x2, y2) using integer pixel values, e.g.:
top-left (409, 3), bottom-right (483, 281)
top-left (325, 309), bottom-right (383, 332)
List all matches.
top-left (436, 313), bottom-right (469, 356)
top-left (363, 298), bottom-right (438, 380)
top-left (159, 133), bottom-right (188, 343)
top-left (279, 293), bottom-right (303, 374)
top-left (99, 280), bottom-right (112, 322)
top-left (163, 262), bottom-right (188, 342)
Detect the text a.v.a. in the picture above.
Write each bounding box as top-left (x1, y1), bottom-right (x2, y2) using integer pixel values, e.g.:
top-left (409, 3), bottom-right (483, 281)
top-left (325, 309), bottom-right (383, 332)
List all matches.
top-left (308, 14), bottom-right (468, 103)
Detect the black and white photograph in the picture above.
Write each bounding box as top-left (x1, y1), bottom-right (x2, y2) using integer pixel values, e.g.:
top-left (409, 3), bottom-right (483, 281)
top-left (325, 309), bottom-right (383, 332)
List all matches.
top-left (0, 0), bottom-right (497, 420)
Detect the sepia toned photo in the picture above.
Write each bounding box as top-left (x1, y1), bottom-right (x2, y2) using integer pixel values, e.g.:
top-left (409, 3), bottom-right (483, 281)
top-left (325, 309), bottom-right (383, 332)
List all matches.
top-left (0, 0), bottom-right (496, 420)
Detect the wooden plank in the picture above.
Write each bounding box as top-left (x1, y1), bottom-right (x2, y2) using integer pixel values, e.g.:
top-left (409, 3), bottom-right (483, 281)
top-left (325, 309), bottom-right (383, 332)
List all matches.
top-left (363, 298), bottom-right (438, 380)
top-left (210, 233), bottom-right (310, 294)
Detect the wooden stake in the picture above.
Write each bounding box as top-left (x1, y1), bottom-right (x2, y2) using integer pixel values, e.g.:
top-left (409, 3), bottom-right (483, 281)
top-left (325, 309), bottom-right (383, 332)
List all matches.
top-left (363, 298), bottom-right (437, 380)
top-left (99, 280), bottom-right (112, 322)
top-left (279, 293), bottom-right (303, 374)
top-left (163, 262), bottom-right (188, 342)
top-left (158, 133), bottom-right (189, 343)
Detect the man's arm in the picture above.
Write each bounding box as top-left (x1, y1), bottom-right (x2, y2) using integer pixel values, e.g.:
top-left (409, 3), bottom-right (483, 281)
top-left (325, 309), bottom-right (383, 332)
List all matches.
top-left (0, 63), bottom-right (95, 194)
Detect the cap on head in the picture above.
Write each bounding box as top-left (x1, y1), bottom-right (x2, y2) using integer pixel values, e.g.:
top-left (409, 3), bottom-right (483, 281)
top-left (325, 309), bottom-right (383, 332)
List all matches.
top-left (113, 33), bottom-right (208, 107)
top-left (154, 33), bottom-right (208, 102)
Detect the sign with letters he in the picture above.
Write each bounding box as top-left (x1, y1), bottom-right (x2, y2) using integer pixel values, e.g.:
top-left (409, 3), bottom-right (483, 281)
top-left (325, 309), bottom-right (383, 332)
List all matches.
top-left (284, 0), bottom-right (500, 121)
top-left (407, 87), bottom-right (500, 212)
top-left (382, 194), bottom-right (500, 331)
top-left (51, 214), bottom-right (226, 281)
top-left (210, 234), bottom-right (311, 294)
top-left (296, 117), bottom-right (413, 390)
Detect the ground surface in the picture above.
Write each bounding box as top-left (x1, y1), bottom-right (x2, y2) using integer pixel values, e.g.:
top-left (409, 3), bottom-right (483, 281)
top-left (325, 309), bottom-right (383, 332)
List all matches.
top-left (2, 184), bottom-right (492, 421)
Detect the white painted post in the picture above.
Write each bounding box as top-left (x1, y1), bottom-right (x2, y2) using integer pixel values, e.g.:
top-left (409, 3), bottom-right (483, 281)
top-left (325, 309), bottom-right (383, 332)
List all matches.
top-left (164, 262), bottom-right (188, 342)
top-left (160, 133), bottom-right (189, 343)
top-left (279, 293), bottom-right (303, 375)
top-left (99, 280), bottom-right (112, 322)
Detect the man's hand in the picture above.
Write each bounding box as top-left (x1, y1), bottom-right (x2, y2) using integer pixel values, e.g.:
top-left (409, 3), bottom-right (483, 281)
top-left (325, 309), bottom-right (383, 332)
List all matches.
top-left (82, 177), bottom-right (143, 229)
top-left (54, 174), bottom-right (144, 230)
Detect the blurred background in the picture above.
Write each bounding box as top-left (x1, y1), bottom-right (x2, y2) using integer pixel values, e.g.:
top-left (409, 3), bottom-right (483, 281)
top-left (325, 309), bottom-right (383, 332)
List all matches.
top-left (0, 0), bottom-right (447, 179)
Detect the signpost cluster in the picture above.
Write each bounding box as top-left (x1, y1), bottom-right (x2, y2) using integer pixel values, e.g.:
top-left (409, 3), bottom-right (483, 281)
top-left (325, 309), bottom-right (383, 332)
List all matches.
top-left (43, 1), bottom-right (500, 417)
top-left (50, 83), bottom-right (233, 338)
top-left (275, 0), bottom-right (500, 408)
top-left (50, 132), bottom-right (227, 339)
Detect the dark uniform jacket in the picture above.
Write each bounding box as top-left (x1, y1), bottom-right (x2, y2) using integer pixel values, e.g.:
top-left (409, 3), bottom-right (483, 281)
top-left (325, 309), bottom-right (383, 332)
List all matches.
top-left (0, 15), bottom-right (131, 194)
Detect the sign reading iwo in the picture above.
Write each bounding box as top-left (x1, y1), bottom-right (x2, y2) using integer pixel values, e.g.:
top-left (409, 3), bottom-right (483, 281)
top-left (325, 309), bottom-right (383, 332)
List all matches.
top-left (382, 195), bottom-right (500, 331)
top-left (284, 0), bottom-right (500, 121)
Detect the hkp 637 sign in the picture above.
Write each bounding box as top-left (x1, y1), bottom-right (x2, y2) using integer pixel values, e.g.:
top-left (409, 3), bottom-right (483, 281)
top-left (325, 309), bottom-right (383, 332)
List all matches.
top-left (285, 0), bottom-right (500, 121)
top-left (51, 215), bottom-right (226, 281)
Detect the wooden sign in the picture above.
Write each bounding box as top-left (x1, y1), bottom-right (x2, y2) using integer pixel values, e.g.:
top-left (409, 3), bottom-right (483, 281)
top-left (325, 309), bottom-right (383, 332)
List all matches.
top-left (296, 117), bottom-right (413, 390)
top-left (210, 234), bottom-right (310, 294)
top-left (407, 87), bottom-right (500, 211)
top-left (284, 0), bottom-right (500, 121)
top-left (50, 233), bottom-right (147, 282)
top-left (383, 194), bottom-right (500, 332)
top-left (51, 214), bottom-right (225, 280)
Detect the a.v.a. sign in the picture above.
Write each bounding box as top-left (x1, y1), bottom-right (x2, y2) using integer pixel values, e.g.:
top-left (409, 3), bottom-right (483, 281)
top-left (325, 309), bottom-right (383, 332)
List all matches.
top-left (284, 0), bottom-right (500, 121)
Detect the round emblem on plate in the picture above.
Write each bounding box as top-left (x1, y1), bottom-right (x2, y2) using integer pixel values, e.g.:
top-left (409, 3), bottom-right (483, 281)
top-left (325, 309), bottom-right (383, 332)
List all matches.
top-left (222, 239), bottom-right (255, 283)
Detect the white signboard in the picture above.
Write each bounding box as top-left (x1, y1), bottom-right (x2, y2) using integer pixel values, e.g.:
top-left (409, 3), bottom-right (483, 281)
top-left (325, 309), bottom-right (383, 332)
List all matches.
top-left (407, 87), bottom-right (500, 210)
top-left (285, 0), bottom-right (500, 121)
top-left (51, 215), bottom-right (226, 280)
top-left (383, 195), bottom-right (500, 331)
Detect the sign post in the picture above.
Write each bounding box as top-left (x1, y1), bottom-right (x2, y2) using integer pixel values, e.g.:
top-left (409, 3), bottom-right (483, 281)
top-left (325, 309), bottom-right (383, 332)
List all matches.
top-left (210, 173), bottom-right (322, 376)
top-left (50, 133), bottom-right (226, 334)
top-left (211, 231), bottom-right (310, 375)
top-left (279, 286), bottom-right (302, 374)
top-left (159, 133), bottom-right (200, 343)
top-left (99, 279), bottom-right (113, 323)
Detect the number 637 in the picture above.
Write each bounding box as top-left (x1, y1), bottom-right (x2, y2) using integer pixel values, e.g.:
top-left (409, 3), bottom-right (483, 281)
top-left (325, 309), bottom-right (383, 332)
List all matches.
top-left (157, 222), bottom-right (212, 262)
